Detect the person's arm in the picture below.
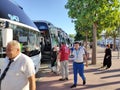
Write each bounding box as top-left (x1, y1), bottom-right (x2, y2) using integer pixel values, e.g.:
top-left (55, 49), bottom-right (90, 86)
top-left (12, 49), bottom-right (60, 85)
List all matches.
top-left (57, 52), bottom-right (61, 60)
top-left (110, 49), bottom-right (112, 57)
top-left (83, 54), bottom-right (88, 67)
top-left (28, 74), bottom-right (36, 90)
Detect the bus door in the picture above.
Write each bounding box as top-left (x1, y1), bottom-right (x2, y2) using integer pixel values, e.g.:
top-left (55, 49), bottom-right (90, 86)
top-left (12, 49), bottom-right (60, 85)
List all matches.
top-left (0, 28), bottom-right (13, 71)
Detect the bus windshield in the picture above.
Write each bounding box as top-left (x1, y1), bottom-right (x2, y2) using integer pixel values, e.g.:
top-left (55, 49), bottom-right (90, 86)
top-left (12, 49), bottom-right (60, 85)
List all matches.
top-left (11, 23), bottom-right (40, 57)
top-left (0, 19), bottom-right (40, 57)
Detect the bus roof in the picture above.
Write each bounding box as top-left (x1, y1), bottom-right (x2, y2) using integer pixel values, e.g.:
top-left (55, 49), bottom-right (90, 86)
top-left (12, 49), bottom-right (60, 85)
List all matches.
top-left (0, 0), bottom-right (37, 29)
top-left (0, 18), bottom-right (39, 32)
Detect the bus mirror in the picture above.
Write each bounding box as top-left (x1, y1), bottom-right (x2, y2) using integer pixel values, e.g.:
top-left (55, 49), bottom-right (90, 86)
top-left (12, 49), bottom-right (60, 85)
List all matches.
top-left (5, 21), bottom-right (9, 28)
top-left (2, 28), bottom-right (13, 47)
top-left (0, 21), bottom-right (9, 28)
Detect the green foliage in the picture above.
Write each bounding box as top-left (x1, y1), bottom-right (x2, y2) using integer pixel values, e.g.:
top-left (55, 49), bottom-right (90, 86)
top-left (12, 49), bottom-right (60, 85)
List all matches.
top-left (74, 32), bottom-right (84, 41)
top-left (74, 22), bottom-right (93, 41)
top-left (69, 34), bottom-right (75, 38)
top-left (105, 28), bottom-right (119, 38)
top-left (65, 0), bottom-right (120, 35)
top-left (65, 0), bottom-right (120, 64)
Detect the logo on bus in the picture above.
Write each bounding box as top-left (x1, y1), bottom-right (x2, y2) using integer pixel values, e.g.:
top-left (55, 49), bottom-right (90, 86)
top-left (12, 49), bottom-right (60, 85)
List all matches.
top-left (8, 14), bottom-right (20, 22)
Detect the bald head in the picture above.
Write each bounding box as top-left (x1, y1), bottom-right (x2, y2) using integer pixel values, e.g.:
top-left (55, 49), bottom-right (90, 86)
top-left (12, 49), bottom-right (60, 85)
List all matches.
top-left (7, 40), bottom-right (21, 49)
top-left (8, 40), bottom-right (20, 49)
top-left (6, 40), bottom-right (21, 59)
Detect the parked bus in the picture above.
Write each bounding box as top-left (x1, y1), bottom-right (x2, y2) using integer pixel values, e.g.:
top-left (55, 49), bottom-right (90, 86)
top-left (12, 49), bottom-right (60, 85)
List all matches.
top-left (0, 0), bottom-right (41, 73)
top-left (34, 20), bottom-right (59, 50)
top-left (57, 28), bottom-right (71, 46)
top-left (34, 20), bottom-right (72, 61)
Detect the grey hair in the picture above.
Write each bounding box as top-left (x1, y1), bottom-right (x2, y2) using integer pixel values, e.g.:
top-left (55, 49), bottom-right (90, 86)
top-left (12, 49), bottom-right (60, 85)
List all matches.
top-left (7, 40), bottom-right (21, 49)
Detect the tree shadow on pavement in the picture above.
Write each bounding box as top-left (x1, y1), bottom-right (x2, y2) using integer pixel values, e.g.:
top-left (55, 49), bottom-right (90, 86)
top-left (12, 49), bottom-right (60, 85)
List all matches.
top-left (101, 74), bottom-right (120, 79)
top-left (116, 88), bottom-right (120, 90)
top-left (85, 68), bottom-right (98, 73)
top-left (94, 69), bottom-right (120, 74)
top-left (36, 79), bottom-right (120, 90)
top-left (36, 80), bottom-right (74, 90)
top-left (74, 81), bottom-right (120, 90)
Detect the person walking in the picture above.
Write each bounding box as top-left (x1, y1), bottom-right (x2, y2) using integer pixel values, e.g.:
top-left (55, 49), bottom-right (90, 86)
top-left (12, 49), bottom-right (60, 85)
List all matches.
top-left (51, 45), bottom-right (59, 73)
top-left (70, 41), bottom-right (88, 88)
top-left (100, 44), bottom-right (112, 69)
top-left (56, 45), bottom-right (60, 75)
top-left (58, 42), bottom-right (70, 81)
top-left (0, 40), bottom-right (36, 90)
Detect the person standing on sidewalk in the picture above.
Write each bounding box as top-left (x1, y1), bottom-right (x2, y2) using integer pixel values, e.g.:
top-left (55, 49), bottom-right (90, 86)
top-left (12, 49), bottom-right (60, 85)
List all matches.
top-left (70, 41), bottom-right (88, 88)
top-left (50, 45), bottom-right (60, 74)
top-left (0, 40), bottom-right (36, 90)
top-left (100, 44), bottom-right (112, 69)
top-left (51, 45), bottom-right (58, 73)
top-left (58, 42), bottom-right (70, 81)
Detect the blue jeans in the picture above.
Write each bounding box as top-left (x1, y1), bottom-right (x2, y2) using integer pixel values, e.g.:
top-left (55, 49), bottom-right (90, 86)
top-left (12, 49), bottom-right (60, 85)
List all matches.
top-left (73, 62), bottom-right (86, 85)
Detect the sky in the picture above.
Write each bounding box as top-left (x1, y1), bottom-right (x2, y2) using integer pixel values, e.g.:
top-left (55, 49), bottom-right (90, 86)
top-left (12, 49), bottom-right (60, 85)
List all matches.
top-left (14, 0), bottom-right (76, 35)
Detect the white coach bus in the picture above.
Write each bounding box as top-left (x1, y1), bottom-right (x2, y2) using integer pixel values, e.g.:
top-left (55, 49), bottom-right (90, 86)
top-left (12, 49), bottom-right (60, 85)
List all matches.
top-left (0, 0), bottom-right (41, 73)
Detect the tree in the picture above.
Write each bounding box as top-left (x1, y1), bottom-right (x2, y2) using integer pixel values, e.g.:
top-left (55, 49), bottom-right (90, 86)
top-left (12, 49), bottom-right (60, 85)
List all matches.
top-left (69, 34), bottom-right (75, 39)
top-left (74, 22), bottom-right (93, 48)
top-left (65, 0), bottom-right (120, 64)
top-left (105, 28), bottom-right (119, 50)
top-left (74, 31), bottom-right (84, 41)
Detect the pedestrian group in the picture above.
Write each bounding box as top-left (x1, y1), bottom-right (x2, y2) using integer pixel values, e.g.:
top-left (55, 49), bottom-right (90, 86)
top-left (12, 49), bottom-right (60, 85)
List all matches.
top-left (0, 40), bottom-right (112, 89)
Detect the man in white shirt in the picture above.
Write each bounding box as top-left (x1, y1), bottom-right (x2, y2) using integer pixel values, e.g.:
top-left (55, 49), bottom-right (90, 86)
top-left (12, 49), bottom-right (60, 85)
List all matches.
top-left (0, 40), bottom-right (36, 90)
top-left (70, 41), bottom-right (88, 88)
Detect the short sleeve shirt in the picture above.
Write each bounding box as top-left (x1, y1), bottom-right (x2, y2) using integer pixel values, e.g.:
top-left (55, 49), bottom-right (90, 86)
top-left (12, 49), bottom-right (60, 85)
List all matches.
top-left (72, 47), bottom-right (85, 63)
top-left (59, 45), bottom-right (70, 61)
top-left (1, 53), bottom-right (35, 90)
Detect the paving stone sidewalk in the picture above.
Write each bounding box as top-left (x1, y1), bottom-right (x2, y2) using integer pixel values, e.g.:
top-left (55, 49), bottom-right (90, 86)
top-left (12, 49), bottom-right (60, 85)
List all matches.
top-left (36, 47), bottom-right (120, 90)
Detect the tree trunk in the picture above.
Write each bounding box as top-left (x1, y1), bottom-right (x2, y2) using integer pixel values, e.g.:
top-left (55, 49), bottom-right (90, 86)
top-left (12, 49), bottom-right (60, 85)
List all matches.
top-left (113, 36), bottom-right (116, 51)
top-left (92, 23), bottom-right (97, 64)
top-left (118, 27), bottom-right (120, 59)
top-left (85, 31), bottom-right (88, 49)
